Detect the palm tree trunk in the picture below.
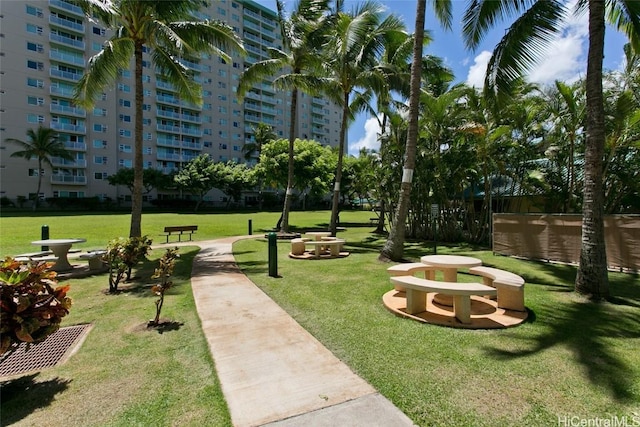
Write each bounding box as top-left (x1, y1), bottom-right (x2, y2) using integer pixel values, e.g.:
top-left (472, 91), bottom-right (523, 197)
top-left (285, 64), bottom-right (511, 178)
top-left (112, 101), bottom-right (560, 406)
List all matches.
top-left (129, 41), bottom-right (144, 238)
top-left (34, 158), bottom-right (43, 211)
top-left (280, 87), bottom-right (298, 234)
top-left (576, 0), bottom-right (608, 299)
top-left (380, 0), bottom-right (426, 260)
top-left (329, 93), bottom-right (350, 236)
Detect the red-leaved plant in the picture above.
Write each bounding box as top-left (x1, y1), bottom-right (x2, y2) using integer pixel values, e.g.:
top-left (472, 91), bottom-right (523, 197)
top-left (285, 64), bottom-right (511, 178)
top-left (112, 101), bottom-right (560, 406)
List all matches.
top-left (148, 248), bottom-right (179, 327)
top-left (0, 257), bottom-right (72, 356)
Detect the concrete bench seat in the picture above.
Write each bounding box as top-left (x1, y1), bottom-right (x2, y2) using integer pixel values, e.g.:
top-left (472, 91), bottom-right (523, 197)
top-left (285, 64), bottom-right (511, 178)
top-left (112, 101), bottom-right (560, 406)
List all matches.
top-left (468, 266), bottom-right (525, 312)
top-left (390, 276), bottom-right (497, 324)
top-left (78, 250), bottom-right (106, 270)
top-left (386, 262), bottom-right (437, 291)
top-left (290, 237), bottom-right (311, 255)
top-left (304, 239), bottom-right (345, 258)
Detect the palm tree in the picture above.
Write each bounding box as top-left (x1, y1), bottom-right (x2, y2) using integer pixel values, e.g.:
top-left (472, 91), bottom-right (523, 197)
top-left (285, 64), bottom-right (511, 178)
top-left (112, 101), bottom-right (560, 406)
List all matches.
top-left (379, 0), bottom-right (452, 259)
top-left (462, 0), bottom-right (640, 299)
top-left (238, 0), bottom-right (329, 233)
top-left (322, 1), bottom-right (407, 236)
top-left (242, 123), bottom-right (276, 163)
top-left (72, 0), bottom-right (243, 237)
top-left (6, 126), bottom-right (74, 211)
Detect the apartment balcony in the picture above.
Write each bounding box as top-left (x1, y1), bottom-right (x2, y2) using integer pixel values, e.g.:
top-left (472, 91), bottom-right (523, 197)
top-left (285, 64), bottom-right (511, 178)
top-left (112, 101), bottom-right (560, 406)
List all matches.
top-left (181, 141), bottom-right (202, 150)
top-left (49, 15), bottom-right (84, 33)
top-left (244, 101), bottom-right (260, 111)
top-left (312, 97), bottom-right (324, 105)
top-left (181, 114), bottom-right (201, 123)
top-left (262, 105), bottom-right (276, 114)
top-left (51, 122), bottom-right (86, 133)
top-left (156, 95), bottom-right (180, 105)
top-left (312, 117), bottom-right (324, 125)
top-left (51, 157), bottom-right (87, 168)
top-left (156, 152), bottom-right (183, 162)
top-left (50, 50), bottom-right (85, 66)
top-left (50, 68), bottom-right (82, 82)
top-left (244, 32), bottom-right (261, 43)
top-left (262, 95), bottom-right (276, 105)
top-left (157, 124), bottom-right (181, 134)
top-left (63, 141), bottom-right (87, 151)
top-left (246, 91), bottom-right (261, 101)
top-left (156, 137), bottom-right (181, 148)
top-left (49, 33), bottom-right (85, 50)
top-left (51, 174), bottom-right (87, 185)
top-left (156, 108), bottom-right (181, 120)
top-left (244, 114), bottom-right (260, 122)
top-left (181, 127), bottom-right (202, 137)
top-left (49, 0), bottom-right (84, 17)
top-left (262, 117), bottom-right (275, 125)
top-left (244, 8), bottom-right (261, 21)
top-left (262, 17), bottom-right (276, 28)
top-left (50, 86), bottom-right (75, 98)
top-left (312, 107), bottom-right (324, 114)
top-left (179, 59), bottom-right (208, 72)
top-left (156, 80), bottom-right (177, 92)
top-left (50, 104), bottom-right (86, 117)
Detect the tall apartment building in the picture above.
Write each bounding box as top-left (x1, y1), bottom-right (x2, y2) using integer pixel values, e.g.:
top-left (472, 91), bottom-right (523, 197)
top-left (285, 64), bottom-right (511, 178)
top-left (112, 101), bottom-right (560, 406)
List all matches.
top-left (0, 0), bottom-right (343, 205)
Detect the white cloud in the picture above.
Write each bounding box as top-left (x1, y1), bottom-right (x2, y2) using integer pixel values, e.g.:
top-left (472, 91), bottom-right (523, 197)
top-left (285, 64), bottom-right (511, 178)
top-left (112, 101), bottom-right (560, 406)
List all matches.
top-left (349, 117), bottom-right (381, 155)
top-left (466, 51), bottom-right (492, 88)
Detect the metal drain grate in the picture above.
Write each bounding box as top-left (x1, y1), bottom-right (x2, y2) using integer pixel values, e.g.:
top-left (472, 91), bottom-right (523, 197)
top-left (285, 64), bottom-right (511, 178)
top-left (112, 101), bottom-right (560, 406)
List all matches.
top-left (0, 324), bottom-right (92, 379)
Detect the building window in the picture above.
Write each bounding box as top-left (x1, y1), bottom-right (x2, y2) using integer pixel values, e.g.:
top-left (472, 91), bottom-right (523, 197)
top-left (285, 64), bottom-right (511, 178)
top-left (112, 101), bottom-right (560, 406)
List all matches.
top-left (93, 139), bottom-right (107, 148)
top-left (27, 114), bottom-right (45, 123)
top-left (92, 42), bottom-right (102, 51)
top-left (145, 132), bottom-right (152, 141)
top-left (27, 42), bottom-right (44, 53)
top-left (219, 119), bottom-right (228, 125)
top-left (27, 60), bottom-right (44, 70)
top-left (26, 5), bottom-right (44, 17)
top-left (94, 172), bottom-right (108, 179)
top-left (119, 159), bottom-right (133, 167)
top-left (93, 26), bottom-right (105, 36)
top-left (119, 69), bottom-right (131, 78)
top-left (144, 146), bottom-right (153, 154)
top-left (28, 168), bottom-right (44, 176)
top-left (26, 24), bottom-right (43, 35)
top-left (118, 144), bottom-right (132, 153)
top-left (119, 129), bottom-right (132, 137)
top-left (27, 77), bottom-right (44, 87)
top-left (219, 143), bottom-right (228, 149)
top-left (93, 108), bottom-right (107, 116)
top-left (94, 124), bottom-right (106, 132)
top-left (27, 96), bottom-right (44, 106)
top-left (117, 83), bottom-right (131, 92)
top-left (118, 99), bottom-right (131, 107)
top-left (119, 114), bottom-right (131, 122)
top-left (93, 156), bottom-right (108, 164)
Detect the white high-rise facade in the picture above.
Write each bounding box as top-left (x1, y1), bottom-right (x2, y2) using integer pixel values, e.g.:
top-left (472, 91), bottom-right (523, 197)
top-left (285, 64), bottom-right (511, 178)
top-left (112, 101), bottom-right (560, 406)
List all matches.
top-left (0, 0), bottom-right (343, 206)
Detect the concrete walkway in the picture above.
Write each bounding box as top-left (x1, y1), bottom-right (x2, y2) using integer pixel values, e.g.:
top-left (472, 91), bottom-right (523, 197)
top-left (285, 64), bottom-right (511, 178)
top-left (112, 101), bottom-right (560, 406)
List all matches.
top-left (188, 237), bottom-right (416, 427)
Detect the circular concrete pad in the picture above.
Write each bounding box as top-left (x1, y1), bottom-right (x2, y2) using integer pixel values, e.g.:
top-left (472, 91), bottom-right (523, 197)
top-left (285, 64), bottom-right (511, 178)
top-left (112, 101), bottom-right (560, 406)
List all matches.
top-left (382, 289), bottom-right (528, 329)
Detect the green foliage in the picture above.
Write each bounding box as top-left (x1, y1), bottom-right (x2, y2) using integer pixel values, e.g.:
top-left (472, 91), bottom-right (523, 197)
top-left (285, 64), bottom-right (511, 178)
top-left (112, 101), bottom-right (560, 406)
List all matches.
top-left (149, 247), bottom-right (180, 326)
top-left (104, 236), bottom-right (152, 292)
top-left (256, 138), bottom-right (335, 198)
top-left (0, 257), bottom-right (72, 355)
top-left (107, 168), bottom-right (174, 194)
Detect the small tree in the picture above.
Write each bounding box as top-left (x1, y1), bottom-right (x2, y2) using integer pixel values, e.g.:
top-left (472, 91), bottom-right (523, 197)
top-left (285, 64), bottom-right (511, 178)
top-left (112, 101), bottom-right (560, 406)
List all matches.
top-left (174, 154), bottom-right (217, 211)
top-left (148, 248), bottom-right (179, 327)
top-left (0, 258), bottom-right (72, 356)
top-left (121, 236), bottom-right (153, 281)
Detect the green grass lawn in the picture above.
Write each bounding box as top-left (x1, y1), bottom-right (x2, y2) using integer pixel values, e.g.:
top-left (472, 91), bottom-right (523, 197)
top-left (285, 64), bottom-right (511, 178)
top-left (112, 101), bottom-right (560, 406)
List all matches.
top-left (1, 211), bottom-right (638, 426)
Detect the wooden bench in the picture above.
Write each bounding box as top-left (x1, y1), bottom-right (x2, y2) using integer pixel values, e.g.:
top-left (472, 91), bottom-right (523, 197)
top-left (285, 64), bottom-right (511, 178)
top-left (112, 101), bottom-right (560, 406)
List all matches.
top-left (468, 266), bottom-right (525, 312)
top-left (79, 250), bottom-right (106, 270)
top-left (386, 262), bottom-right (437, 291)
top-left (163, 225), bottom-right (197, 243)
top-left (390, 276), bottom-right (497, 324)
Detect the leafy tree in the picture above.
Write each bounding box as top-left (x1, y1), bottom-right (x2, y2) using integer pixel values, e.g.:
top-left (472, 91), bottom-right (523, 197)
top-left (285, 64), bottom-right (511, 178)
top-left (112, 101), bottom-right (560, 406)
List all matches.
top-left (107, 167), bottom-right (174, 196)
top-left (462, 0), bottom-right (640, 299)
top-left (255, 138), bottom-right (335, 213)
top-left (322, 1), bottom-right (407, 235)
top-left (72, 0), bottom-right (243, 238)
top-left (174, 154), bottom-right (217, 211)
top-left (213, 162), bottom-right (257, 208)
top-left (0, 258), bottom-right (72, 356)
top-left (238, 0), bottom-right (329, 233)
top-left (5, 126), bottom-right (74, 211)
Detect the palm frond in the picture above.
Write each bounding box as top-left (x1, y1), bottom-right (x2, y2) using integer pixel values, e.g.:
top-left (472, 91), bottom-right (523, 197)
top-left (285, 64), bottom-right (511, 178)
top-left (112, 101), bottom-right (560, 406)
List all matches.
top-left (74, 37), bottom-right (134, 108)
top-left (607, 0), bottom-right (640, 53)
top-left (151, 48), bottom-right (202, 106)
top-left (484, 0), bottom-right (566, 105)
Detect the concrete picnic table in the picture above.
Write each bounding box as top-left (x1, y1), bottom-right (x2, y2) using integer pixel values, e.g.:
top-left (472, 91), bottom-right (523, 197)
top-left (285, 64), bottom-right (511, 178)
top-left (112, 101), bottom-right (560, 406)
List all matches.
top-left (303, 231), bottom-right (332, 241)
top-left (31, 238), bottom-right (86, 271)
top-left (420, 254), bottom-right (483, 306)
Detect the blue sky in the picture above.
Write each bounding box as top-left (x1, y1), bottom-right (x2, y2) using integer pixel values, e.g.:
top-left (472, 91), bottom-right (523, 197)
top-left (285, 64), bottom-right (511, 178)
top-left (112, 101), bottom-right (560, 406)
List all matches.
top-left (253, 0), bottom-right (630, 155)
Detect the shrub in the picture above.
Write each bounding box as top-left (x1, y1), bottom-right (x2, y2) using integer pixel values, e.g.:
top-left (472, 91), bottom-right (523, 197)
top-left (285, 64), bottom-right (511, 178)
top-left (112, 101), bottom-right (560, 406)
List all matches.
top-left (0, 258), bottom-right (72, 356)
top-left (148, 248), bottom-right (179, 327)
top-left (104, 236), bottom-right (153, 293)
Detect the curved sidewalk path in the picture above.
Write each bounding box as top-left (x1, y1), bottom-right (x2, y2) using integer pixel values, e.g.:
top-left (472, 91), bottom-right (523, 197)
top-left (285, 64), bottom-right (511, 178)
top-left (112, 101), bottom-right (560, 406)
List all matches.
top-left (188, 237), bottom-right (416, 427)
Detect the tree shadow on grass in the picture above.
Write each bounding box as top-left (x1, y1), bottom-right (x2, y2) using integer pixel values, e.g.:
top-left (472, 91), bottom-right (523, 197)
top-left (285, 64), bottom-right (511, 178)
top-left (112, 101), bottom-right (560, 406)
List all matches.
top-left (0, 374), bottom-right (71, 424)
top-left (483, 299), bottom-right (640, 402)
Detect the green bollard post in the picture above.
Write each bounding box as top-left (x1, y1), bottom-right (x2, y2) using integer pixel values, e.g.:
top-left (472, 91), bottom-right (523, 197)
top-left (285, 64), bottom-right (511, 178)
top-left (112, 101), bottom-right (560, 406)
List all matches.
top-left (268, 232), bottom-right (278, 277)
